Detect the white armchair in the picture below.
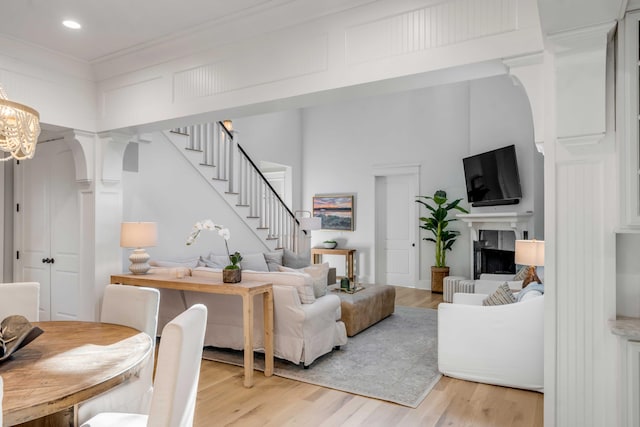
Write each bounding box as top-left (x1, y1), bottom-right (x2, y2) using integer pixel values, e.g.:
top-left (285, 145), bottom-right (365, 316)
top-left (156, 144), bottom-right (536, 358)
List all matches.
top-left (438, 293), bottom-right (544, 392)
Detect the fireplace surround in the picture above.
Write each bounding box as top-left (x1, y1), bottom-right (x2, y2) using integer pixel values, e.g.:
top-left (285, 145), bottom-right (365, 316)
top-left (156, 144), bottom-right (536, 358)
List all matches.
top-left (457, 212), bottom-right (533, 279)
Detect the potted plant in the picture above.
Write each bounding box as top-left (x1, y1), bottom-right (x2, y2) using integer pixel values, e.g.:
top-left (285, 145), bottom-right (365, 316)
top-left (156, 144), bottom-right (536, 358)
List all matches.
top-left (416, 190), bottom-right (468, 293)
top-left (187, 219), bottom-right (243, 283)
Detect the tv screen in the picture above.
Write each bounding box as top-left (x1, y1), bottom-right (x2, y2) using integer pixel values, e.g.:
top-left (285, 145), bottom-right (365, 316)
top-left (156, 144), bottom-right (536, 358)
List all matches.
top-left (462, 145), bottom-right (522, 207)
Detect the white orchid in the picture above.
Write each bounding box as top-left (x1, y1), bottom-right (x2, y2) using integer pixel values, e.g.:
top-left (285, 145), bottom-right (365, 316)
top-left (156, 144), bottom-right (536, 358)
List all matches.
top-left (186, 219), bottom-right (237, 267)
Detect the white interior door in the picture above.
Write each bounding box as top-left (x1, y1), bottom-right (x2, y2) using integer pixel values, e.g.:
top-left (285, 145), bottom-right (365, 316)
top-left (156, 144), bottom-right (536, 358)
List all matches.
top-left (375, 172), bottom-right (418, 286)
top-left (15, 140), bottom-right (79, 320)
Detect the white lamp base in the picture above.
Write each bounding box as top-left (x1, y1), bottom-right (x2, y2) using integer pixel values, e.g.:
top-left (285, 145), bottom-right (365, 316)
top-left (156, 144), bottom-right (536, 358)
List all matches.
top-left (129, 248), bottom-right (151, 275)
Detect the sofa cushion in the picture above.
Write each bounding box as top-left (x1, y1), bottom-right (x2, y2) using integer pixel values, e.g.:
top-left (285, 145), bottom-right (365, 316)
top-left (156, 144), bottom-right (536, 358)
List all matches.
top-left (191, 267), bottom-right (316, 304)
top-left (278, 263), bottom-right (329, 298)
top-left (283, 249), bottom-right (311, 269)
top-left (263, 251), bottom-right (283, 272)
top-left (482, 283), bottom-right (516, 306)
top-left (149, 257), bottom-right (200, 268)
top-left (202, 254), bottom-right (230, 269)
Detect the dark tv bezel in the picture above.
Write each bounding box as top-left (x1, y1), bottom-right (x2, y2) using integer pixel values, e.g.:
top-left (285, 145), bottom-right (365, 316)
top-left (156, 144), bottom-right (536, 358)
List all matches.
top-left (462, 144), bottom-right (523, 207)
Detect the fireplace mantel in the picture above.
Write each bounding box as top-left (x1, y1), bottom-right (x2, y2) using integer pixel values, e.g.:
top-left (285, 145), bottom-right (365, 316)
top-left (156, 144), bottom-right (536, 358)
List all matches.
top-left (457, 212), bottom-right (533, 241)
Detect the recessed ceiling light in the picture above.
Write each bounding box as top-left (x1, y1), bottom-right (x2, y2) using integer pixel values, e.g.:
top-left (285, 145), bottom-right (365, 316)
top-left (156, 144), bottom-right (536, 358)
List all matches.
top-left (62, 20), bottom-right (82, 30)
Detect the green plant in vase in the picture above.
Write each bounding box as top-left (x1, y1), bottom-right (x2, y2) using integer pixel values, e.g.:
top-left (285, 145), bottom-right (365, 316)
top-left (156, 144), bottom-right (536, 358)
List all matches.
top-left (187, 219), bottom-right (243, 283)
top-left (415, 190), bottom-right (468, 293)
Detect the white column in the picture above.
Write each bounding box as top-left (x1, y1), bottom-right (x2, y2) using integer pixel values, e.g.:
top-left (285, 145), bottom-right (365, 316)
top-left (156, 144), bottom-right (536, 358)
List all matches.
top-left (63, 130), bottom-right (131, 320)
top-left (544, 22), bottom-right (618, 426)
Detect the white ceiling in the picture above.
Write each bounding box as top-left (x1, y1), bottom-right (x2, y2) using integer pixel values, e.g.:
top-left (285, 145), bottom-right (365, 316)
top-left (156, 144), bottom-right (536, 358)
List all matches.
top-left (0, 0), bottom-right (308, 62)
top-left (0, 0), bottom-right (625, 64)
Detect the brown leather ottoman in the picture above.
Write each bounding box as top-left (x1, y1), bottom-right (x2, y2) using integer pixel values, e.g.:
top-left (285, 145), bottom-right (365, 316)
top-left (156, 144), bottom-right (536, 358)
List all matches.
top-left (332, 284), bottom-right (396, 336)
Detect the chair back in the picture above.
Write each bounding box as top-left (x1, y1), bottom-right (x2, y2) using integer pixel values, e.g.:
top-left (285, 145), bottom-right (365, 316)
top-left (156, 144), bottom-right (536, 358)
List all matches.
top-left (100, 285), bottom-right (160, 385)
top-left (101, 284), bottom-right (160, 341)
top-left (0, 282), bottom-right (40, 321)
top-left (148, 304), bottom-right (207, 427)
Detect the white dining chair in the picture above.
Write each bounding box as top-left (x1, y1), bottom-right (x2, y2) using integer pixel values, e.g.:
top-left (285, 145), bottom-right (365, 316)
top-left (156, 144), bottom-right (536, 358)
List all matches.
top-left (81, 303), bottom-right (207, 427)
top-left (0, 282), bottom-right (40, 321)
top-left (1, 376), bottom-right (4, 427)
top-left (77, 285), bottom-right (160, 424)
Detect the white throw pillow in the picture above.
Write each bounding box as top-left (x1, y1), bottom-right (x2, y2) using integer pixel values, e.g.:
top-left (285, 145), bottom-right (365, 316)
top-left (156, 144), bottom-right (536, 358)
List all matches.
top-left (278, 263), bottom-right (329, 298)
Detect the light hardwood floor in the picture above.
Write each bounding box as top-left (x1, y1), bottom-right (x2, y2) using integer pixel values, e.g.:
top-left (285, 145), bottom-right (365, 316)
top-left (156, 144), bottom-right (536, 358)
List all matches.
top-left (193, 287), bottom-right (543, 427)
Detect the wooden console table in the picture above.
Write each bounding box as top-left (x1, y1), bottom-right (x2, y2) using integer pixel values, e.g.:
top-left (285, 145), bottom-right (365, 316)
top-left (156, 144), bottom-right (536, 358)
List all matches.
top-left (110, 272), bottom-right (273, 388)
top-left (311, 248), bottom-right (356, 282)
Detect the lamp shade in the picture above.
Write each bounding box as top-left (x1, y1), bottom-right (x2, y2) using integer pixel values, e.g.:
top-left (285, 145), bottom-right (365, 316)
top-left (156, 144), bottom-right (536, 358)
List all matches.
top-left (299, 216), bottom-right (321, 231)
top-left (515, 240), bottom-right (544, 266)
top-left (120, 222), bottom-right (158, 248)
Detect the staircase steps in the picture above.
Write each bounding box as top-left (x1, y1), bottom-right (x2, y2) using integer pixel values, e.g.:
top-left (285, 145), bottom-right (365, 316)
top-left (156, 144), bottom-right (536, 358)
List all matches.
top-left (164, 121), bottom-right (301, 252)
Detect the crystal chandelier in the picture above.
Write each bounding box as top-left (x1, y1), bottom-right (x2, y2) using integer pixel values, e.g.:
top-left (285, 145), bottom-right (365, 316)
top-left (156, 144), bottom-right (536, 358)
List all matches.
top-left (0, 85), bottom-right (41, 161)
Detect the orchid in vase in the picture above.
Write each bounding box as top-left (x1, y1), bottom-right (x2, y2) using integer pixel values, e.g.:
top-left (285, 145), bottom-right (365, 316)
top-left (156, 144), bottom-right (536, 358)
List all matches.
top-left (187, 219), bottom-right (243, 282)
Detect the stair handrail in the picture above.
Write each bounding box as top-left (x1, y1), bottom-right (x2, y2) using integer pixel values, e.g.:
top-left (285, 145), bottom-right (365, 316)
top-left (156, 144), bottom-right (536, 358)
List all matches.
top-left (217, 121), bottom-right (301, 230)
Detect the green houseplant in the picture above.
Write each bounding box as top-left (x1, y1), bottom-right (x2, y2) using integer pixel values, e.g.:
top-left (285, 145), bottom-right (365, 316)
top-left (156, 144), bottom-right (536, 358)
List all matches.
top-left (416, 190), bottom-right (468, 293)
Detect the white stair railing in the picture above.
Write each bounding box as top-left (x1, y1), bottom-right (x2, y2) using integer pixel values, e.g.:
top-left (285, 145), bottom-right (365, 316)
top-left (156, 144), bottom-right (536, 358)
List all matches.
top-left (171, 122), bottom-right (300, 252)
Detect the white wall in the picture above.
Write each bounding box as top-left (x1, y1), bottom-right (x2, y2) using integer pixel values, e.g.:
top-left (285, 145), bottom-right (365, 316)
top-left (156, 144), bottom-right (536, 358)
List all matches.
top-left (122, 133), bottom-right (267, 268)
top-left (121, 112), bottom-right (305, 268)
top-left (469, 75), bottom-right (542, 233)
top-left (300, 75), bottom-right (538, 286)
top-left (232, 110), bottom-right (304, 211)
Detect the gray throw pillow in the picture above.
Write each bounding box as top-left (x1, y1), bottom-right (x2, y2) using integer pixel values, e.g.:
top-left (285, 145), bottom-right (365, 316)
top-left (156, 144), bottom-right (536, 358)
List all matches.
top-left (240, 253), bottom-right (269, 271)
top-left (263, 251), bottom-right (283, 272)
top-left (283, 249), bottom-right (311, 269)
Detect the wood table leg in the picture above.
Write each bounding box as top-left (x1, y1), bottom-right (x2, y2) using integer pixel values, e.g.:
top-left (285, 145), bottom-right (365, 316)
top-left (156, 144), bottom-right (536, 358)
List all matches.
top-left (263, 289), bottom-right (274, 377)
top-left (242, 293), bottom-right (254, 388)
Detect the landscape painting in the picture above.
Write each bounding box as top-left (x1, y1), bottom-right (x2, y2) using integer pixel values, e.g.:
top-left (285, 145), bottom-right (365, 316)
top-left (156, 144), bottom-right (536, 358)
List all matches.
top-left (313, 195), bottom-right (354, 231)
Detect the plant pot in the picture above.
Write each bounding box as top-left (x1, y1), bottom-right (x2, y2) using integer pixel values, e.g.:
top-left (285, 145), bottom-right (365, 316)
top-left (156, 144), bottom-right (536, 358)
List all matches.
top-left (223, 268), bottom-right (241, 283)
top-left (430, 266), bottom-right (449, 293)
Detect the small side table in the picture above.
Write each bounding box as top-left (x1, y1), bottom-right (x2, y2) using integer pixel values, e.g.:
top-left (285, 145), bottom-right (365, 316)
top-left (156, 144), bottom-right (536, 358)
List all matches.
top-left (311, 248), bottom-right (356, 282)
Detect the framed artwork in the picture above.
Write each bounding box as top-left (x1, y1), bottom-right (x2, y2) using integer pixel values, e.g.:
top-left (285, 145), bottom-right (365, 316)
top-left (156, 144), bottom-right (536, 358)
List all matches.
top-left (313, 194), bottom-right (355, 231)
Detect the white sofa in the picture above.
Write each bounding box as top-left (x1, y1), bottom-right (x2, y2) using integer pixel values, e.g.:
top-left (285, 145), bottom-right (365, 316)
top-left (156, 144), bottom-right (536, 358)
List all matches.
top-left (438, 292), bottom-right (544, 392)
top-left (156, 267), bottom-right (348, 367)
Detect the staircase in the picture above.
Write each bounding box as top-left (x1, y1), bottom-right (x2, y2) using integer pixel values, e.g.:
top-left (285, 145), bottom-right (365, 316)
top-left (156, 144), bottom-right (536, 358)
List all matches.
top-left (164, 121), bottom-right (301, 253)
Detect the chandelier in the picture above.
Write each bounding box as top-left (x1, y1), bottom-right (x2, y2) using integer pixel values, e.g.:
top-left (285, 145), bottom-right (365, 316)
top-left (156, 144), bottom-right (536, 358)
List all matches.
top-left (0, 85), bottom-right (41, 161)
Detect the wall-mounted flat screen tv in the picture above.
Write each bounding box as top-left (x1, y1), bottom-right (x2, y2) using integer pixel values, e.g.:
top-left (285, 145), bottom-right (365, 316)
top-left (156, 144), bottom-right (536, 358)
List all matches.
top-left (462, 144), bottom-right (523, 207)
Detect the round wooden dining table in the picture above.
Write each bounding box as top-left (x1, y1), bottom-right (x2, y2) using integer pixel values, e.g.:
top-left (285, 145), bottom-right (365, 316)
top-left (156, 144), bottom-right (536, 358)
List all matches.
top-left (0, 321), bottom-right (152, 426)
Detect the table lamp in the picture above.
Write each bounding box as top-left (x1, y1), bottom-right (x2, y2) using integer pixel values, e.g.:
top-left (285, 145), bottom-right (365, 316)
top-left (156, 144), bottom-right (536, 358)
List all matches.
top-left (296, 210), bottom-right (322, 234)
top-left (120, 222), bottom-right (158, 274)
top-left (515, 239), bottom-right (544, 288)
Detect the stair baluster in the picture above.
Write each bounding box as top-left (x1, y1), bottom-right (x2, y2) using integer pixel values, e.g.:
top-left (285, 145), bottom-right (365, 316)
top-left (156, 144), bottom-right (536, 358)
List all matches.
top-left (170, 121), bottom-right (301, 252)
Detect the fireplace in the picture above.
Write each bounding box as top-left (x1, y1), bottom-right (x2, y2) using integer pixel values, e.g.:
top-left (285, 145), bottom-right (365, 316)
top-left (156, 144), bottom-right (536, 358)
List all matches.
top-left (473, 230), bottom-right (517, 279)
top-left (457, 212), bottom-right (533, 279)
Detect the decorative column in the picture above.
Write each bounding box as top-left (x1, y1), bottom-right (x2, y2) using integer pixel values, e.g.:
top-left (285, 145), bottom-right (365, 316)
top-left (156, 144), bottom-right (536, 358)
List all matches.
top-left (63, 130), bottom-right (133, 320)
top-left (544, 22), bottom-right (618, 426)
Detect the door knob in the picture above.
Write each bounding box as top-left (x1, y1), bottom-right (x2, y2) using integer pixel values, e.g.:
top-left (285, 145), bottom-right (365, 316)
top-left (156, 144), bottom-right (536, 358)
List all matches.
top-left (42, 258), bottom-right (48, 263)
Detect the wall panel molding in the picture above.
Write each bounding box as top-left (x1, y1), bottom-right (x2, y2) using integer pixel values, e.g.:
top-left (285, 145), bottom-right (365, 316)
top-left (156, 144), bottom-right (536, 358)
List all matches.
top-left (555, 158), bottom-right (617, 426)
top-left (173, 34), bottom-right (328, 102)
top-left (346, 0), bottom-right (518, 65)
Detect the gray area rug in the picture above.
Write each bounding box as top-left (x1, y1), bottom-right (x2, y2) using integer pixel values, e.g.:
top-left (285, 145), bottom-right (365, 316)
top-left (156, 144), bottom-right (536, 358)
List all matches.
top-left (202, 305), bottom-right (441, 408)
